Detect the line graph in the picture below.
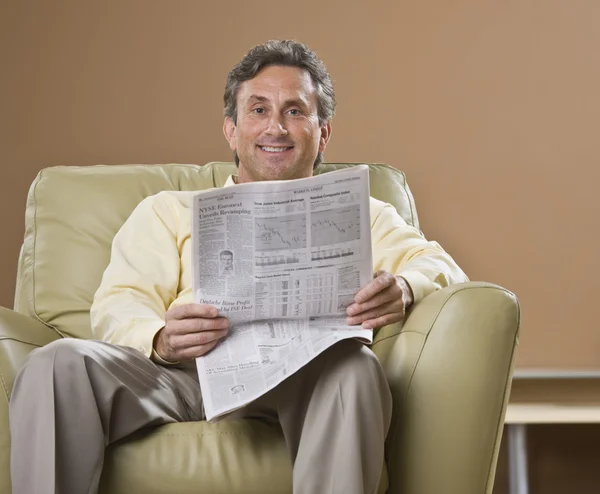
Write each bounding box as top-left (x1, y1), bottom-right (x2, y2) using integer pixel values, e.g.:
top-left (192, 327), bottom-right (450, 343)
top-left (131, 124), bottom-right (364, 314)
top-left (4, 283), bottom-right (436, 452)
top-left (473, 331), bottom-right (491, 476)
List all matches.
top-left (256, 252), bottom-right (304, 266)
top-left (255, 214), bottom-right (307, 251)
top-left (311, 204), bottom-right (361, 247)
top-left (311, 248), bottom-right (355, 261)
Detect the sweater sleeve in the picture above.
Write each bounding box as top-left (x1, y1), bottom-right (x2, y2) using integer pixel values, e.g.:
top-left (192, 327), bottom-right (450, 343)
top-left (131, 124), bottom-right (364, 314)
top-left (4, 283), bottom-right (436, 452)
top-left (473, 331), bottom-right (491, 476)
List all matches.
top-left (90, 193), bottom-right (181, 358)
top-left (370, 200), bottom-right (469, 304)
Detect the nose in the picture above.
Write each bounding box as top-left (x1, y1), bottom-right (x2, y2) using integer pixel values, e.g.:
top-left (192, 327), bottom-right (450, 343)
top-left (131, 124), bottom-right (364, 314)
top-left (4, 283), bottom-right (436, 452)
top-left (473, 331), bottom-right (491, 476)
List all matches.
top-left (265, 113), bottom-right (288, 137)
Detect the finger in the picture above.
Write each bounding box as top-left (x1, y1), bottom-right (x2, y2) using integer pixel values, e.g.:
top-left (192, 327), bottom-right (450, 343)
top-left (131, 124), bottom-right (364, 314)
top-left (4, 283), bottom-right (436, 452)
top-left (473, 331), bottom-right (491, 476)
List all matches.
top-left (353, 271), bottom-right (396, 304)
top-left (346, 284), bottom-right (400, 316)
top-left (167, 316), bottom-right (229, 335)
top-left (170, 328), bottom-right (229, 349)
top-left (346, 299), bottom-right (403, 326)
top-left (176, 340), bottom-right (221, 360)
top-left (166, 303), bottom-right (220, 321)
top-left (360, 311), bottom-right (405, 330)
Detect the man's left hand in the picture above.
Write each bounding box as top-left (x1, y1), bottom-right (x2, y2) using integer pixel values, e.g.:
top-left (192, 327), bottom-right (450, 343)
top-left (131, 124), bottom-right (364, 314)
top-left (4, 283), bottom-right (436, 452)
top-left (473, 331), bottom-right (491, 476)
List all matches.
top-left (345, 271), bottom-right (414, 329)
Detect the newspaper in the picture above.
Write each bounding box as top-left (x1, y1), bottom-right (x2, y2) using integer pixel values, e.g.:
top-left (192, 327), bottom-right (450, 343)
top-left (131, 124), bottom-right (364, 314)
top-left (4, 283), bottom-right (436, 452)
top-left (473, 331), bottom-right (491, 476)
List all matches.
top-left (192, 166), bottom-right (374, 420)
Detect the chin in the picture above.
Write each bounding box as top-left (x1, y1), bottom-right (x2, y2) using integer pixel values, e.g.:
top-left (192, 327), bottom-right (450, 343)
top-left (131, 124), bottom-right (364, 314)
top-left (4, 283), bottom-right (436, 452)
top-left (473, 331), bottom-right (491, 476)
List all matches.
top-left (254, 163), bottom-right (292, 181)
top-left (239, 156), bottom-right (312, 183)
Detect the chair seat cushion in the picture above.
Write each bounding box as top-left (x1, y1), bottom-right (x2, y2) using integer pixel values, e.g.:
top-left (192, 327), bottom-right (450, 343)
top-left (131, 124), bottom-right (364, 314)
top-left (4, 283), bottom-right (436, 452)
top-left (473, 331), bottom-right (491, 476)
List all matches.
top-left (100, 419), bottom-right (389, 493)
top-left (101, 420), bottom-right (292, 494)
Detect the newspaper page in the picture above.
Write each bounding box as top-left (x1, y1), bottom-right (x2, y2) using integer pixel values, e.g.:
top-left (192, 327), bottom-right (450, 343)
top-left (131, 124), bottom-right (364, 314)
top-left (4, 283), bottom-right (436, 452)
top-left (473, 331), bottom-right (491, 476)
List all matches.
top-left (192, 166), bottom-right (374, 420)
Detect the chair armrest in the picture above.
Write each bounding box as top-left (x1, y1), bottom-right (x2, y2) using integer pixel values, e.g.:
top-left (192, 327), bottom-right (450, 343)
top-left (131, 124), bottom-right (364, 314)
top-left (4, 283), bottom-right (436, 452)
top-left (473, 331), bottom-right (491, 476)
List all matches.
top-left (376, 282), bottom-right (520, 494)
top-left (0, 306), bottom-right (62, 396)
top-left (0, 306), bottom-right (62, 494)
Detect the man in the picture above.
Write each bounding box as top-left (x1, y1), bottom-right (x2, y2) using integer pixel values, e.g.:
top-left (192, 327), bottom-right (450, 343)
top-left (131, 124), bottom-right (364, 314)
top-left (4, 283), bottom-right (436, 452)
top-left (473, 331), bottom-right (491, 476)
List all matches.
top-left (219, 250), bottom-right (234, 276)
top-left (9, 40), bottom-right (467, 494)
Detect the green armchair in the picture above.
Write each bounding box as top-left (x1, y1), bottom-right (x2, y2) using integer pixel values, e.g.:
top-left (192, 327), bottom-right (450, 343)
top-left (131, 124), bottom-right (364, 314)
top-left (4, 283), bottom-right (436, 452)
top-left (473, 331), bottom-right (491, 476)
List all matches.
top-left (0, 162), bottom-right (519, 494)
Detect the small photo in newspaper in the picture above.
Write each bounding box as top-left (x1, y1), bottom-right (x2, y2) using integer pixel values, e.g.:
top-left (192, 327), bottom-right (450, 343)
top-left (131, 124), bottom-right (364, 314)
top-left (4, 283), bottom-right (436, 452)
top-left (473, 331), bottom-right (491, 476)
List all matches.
top-left (218, 249), bottom-right (234, 276)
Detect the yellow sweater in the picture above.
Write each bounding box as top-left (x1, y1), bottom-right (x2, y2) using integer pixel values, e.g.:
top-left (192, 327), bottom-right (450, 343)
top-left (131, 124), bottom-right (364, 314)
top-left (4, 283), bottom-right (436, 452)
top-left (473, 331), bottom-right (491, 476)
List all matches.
top-left (91, 175), bottom-right (468, 360)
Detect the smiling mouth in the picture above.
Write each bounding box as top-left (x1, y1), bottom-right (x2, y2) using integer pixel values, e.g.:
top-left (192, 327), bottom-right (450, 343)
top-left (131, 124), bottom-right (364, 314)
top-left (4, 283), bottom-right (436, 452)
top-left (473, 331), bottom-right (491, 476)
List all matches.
top-left (258, 145), bottom-right (293, 153)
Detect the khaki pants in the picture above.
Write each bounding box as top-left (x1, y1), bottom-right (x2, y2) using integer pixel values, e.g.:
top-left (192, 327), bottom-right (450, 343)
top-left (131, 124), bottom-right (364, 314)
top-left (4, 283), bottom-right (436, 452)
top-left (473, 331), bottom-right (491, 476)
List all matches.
top-left (10, 338), bottom-right (392, 494)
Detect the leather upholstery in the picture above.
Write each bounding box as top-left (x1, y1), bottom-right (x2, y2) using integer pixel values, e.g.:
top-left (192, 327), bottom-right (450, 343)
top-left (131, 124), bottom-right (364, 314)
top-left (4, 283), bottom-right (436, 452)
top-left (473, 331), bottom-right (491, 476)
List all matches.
top-left (0, 162), bottom-right (519, 494)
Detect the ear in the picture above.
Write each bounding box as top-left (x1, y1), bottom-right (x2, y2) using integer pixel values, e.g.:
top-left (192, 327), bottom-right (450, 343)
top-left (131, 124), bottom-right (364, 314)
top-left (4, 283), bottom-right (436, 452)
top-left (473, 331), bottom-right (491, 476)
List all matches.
top-left (223, 117), bottom-right (237, 151)
top-left (318, 121), bottom-right (332, 153)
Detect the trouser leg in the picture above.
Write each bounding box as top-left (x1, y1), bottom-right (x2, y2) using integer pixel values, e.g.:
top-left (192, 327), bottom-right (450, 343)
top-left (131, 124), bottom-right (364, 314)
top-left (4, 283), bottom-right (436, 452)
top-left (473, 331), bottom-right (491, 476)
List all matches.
top-left (282, 339), bottom-right (392, 494)
top-left (9, 338), bottom-right (202, 494)
top-left (233, 339), bottom-right (392, 494)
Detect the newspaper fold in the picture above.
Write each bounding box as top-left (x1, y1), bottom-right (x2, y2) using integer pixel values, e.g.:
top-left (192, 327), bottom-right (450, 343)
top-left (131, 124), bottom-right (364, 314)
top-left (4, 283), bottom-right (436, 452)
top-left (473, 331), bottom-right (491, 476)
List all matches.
top-left (193, 166), bottom-right (373, 420)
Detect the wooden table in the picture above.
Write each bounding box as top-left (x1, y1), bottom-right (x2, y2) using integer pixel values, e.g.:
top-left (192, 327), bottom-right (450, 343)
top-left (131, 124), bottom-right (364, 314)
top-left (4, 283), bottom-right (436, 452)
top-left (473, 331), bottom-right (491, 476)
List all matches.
top-left (504, 370), bottom-right (600, 494)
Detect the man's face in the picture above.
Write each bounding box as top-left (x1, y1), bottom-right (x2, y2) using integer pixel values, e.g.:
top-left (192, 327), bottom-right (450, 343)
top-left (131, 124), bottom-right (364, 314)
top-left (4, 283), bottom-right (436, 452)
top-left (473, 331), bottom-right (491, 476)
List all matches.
top-left (220, 253), bottom-right (233, 268)
top-left (223, 65), bottom-right (332, 183)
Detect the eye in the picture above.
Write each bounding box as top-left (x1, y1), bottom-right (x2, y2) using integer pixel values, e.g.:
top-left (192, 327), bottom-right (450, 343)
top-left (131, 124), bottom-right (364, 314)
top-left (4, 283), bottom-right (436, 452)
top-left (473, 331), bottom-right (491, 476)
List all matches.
top-left (288, 109), bottom-right (301, 116)
top-left (252, 107), bottom-right (265, 114)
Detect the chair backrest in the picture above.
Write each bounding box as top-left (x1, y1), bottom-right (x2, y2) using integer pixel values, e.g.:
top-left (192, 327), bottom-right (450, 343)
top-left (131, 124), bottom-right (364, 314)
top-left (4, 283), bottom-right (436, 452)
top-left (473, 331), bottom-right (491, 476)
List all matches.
top-left (14, 162), bottom-right (419, 339)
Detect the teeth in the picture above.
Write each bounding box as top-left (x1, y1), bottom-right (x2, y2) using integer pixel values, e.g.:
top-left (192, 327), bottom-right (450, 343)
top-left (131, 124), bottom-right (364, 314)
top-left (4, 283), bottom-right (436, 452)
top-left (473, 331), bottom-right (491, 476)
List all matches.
top-left (260, 146), bottom-right (289, 153)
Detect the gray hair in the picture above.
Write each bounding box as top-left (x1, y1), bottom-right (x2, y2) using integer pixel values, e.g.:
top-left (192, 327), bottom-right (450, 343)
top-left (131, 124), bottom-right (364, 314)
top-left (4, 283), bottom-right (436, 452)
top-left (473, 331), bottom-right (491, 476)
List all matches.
top-left (224, 40), bottom-right (336, 169)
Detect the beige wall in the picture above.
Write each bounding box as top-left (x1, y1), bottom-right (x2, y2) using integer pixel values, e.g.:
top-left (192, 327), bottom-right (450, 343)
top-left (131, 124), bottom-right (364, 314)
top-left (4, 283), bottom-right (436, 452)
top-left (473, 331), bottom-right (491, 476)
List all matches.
top-left (2, 1), bottom-right (600, 491)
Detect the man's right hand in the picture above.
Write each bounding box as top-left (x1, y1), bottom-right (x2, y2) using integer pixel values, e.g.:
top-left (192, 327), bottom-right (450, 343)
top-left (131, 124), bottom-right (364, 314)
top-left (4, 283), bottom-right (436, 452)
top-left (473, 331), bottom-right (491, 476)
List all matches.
top-left (153, 304), bottom-right (229, 362)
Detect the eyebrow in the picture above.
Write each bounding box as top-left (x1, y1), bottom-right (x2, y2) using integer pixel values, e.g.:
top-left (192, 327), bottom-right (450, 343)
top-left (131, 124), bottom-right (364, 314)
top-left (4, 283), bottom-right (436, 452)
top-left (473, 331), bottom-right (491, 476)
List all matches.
top-left (246, 94), bottom-right (309, 107)
top-left (247, 95), bottom-right (268, 103)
